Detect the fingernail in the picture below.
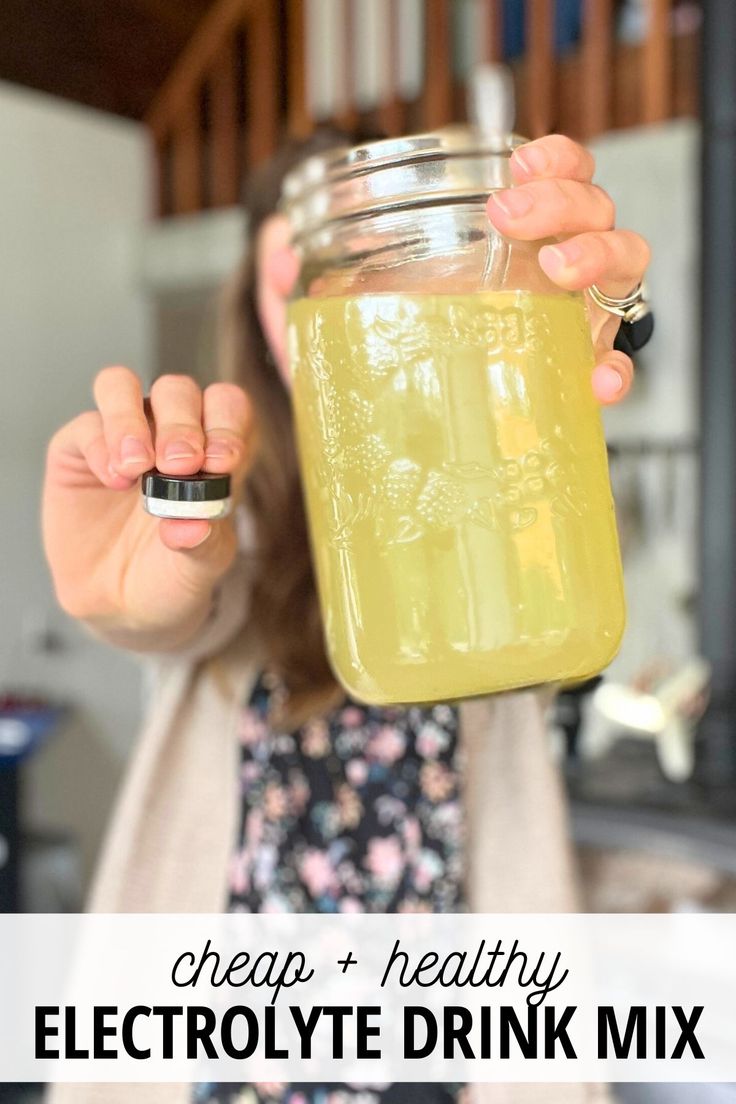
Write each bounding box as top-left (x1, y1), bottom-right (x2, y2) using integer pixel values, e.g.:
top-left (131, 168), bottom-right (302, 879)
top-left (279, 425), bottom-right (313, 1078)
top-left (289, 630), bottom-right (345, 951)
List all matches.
top-left (164, 440), bottom-right (197, 462)
top-left (540, 241), bottom-right (584, 272)
top-left (490, 188), bottom-right (534, 219)
top-left (119, 435), bottom-right (149, 466)
top-left (205, 440), bottom-right (235, 461)
top-left (191, 527), bottom-right (211, 548)
top-left (513, 145), bottom-right (549, 176)
top-left (595, 364), bottom-right (625, 398)
top-left (108, 462), bottom-right (132, 484)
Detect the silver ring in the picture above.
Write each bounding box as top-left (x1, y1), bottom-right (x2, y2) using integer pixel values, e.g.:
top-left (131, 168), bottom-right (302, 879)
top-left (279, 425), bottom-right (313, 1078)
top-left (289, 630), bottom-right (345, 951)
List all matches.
top-left (588, 281), bottom-right (650, 325)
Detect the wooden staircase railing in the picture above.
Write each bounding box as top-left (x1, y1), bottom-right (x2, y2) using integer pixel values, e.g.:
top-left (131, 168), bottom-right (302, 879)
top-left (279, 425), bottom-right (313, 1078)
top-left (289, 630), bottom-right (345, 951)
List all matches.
top-left (146, 0), bottom-right (700, 219)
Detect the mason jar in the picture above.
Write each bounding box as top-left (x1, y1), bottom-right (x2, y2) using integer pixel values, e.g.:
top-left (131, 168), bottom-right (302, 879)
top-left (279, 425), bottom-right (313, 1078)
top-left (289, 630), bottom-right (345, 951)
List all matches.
top-left (282, 128), bottom-right (626, 705)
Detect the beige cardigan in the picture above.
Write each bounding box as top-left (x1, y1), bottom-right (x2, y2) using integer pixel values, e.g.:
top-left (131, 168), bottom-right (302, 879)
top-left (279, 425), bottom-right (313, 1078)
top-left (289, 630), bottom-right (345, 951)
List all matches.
top-left (49, 547), bottom-right (609, 1104)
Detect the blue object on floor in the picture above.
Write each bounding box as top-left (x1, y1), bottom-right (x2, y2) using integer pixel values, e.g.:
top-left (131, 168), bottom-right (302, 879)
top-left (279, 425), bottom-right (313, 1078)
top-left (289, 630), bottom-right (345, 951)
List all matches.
top-left (0, 706), bottom-right (65, 766)
top-left (0, 703), bottom-right (66, 912)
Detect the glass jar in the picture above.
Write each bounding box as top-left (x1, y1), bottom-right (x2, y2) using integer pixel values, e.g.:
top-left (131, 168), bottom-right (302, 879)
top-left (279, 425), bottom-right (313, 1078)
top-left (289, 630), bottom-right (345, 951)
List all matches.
top-left (282, 128), bottom-right (625, 705)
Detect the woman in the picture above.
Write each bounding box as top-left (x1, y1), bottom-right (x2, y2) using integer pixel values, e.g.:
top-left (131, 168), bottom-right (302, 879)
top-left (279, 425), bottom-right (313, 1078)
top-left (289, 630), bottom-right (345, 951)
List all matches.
top-left (43, 130), bottom-right (650, 1104)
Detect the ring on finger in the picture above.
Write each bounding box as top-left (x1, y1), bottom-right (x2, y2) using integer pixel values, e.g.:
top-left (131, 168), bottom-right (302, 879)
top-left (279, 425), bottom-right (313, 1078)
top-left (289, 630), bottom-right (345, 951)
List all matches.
top-left (587, 281), bottom-right (650, 325)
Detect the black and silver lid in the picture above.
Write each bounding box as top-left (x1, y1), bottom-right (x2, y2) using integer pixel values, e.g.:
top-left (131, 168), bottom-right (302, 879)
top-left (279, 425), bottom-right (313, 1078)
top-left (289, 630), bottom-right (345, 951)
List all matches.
top-left (141, 470), bottom-right (232, 520)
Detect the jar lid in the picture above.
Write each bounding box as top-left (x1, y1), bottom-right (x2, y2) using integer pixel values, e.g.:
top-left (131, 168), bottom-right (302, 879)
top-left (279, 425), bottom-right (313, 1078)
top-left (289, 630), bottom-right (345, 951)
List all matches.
top-left (141, 470), bottom-right (231, 502)
top-left (281, 126), bottom-right (525, 245)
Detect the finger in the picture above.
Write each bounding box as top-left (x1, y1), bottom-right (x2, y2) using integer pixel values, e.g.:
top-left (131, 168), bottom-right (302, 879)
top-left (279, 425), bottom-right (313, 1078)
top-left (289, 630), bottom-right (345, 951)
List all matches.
top-left (263, 245), bottom-right (300, 298)
top-left (158, 518), bottom-right (212, 551)
top-left (157, 516), bottom-right (237, 580)
top-left (149, 373), bottom-right (205, 476)
top-left (538, 230), bottom-right (651, 299)
top-left (202, 382), bottom-right (254, 478)
top-left (93, 366), bottom-right (154, 478)
top-left (511, 134), bottom-right (596, 184)
top-left (592, 350), bottom-right (634, 405)
top-left (487, 179), bottom-right (615, 241)
top-left (156, 518), bottom-right (238, 622)
top-left (49, 410), bottom-right (129, 490)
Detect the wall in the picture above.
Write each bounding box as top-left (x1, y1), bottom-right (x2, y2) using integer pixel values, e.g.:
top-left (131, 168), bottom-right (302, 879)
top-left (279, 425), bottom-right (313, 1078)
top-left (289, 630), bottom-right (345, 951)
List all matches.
top-left (595, 120), bottom-right (699, 446)
top-left (593, 121), bottom-right (700, 686)
top-left (0, 81), bottom-right (151, 896)
top-left (140, 208), bottom-right (246, 390)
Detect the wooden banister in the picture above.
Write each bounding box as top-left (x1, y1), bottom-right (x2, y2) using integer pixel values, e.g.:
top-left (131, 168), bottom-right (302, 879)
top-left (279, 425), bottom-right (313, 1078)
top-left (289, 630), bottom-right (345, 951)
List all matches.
top-left (378, 0), bottom-right (404, 136)
top-left (147, 0), bottom-right (696, 219)
top-left (581, 0), bottom-right (614, 138)
top-left (643, 0), bottom-right (673, 123)
top-left (171, 96), bottom-right (203, 214)
top-left (147, 0), bottom-right (257, 137)
top-left (422, 0), bottom-right (453, 129)
top-left (287, 0), bottom-right (311, 137)
top-left (336, 0), bottom-right (359, 133)
top-left (209, 38), bottom-right (240, 207)
top-left (247, 1), bottom-right (280, 163)
top-left (487, 0), bottom-right (504, 64)
top-left (526, 0), bottom-right (555, 137)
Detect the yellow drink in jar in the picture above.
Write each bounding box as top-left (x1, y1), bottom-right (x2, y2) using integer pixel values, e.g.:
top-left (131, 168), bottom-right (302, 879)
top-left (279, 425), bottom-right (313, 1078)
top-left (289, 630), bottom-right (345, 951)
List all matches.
top-left (288, 290), bottom-right (626, 704)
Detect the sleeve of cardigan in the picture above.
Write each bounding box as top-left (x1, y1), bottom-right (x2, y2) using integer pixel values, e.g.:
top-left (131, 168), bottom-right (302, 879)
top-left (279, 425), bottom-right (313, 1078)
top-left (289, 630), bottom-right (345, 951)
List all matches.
top-left (461, 687), bottom-right (581, 914)
top-left (84, 551), bottom-right (252, 663)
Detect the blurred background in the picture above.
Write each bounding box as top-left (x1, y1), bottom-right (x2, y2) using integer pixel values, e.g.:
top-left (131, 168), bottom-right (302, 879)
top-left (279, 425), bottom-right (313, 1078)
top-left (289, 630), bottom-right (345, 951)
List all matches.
top-left (0, 0), bottom-right (728, 931)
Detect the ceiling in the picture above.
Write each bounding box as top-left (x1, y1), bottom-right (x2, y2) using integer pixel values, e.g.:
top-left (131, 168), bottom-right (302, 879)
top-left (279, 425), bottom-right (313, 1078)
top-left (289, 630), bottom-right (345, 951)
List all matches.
top-left (0, 0), bottom-right (216, 119)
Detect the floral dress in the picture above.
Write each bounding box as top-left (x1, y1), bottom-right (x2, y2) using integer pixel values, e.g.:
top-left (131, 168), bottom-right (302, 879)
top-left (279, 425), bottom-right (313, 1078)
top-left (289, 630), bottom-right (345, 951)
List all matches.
top-left (194, 671), bottom-right (466, 1104)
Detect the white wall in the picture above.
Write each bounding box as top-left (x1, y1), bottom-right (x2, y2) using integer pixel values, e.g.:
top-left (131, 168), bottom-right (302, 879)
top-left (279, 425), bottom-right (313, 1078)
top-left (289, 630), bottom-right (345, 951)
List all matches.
top-left (594, 120), bottom-right (699, 446)
top-left (0, 82), bottom-right (152, 893)
top-left (591, 121), bottom-right (700, 692)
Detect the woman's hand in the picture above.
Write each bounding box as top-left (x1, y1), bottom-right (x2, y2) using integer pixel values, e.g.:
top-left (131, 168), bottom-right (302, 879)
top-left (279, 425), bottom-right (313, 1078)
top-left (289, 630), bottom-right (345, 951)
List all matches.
top-left (487, 133), bottom-right (651, 405)
top-left (43, 368), bottom-right (254, 645)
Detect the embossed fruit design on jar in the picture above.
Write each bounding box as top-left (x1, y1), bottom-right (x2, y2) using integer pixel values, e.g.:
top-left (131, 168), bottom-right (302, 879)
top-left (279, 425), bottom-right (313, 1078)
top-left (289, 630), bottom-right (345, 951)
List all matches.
top-left (282, 130), bottom-right (625, 704)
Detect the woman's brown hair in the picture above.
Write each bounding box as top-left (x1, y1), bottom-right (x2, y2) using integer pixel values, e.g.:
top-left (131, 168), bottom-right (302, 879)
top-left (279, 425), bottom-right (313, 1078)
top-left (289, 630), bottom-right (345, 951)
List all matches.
top-left (221, 127), bottom-right (379, 720)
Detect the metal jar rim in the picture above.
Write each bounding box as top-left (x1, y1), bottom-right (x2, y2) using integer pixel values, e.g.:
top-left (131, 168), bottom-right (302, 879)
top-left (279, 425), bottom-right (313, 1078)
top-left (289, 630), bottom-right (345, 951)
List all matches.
top-left (281, 126), bottom-right (526, 245)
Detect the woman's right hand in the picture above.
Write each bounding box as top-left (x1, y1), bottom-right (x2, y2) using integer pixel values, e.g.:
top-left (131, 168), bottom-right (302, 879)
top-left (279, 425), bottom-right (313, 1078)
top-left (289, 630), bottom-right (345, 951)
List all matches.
top-left (43, 367), bottom-right (254, 647)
